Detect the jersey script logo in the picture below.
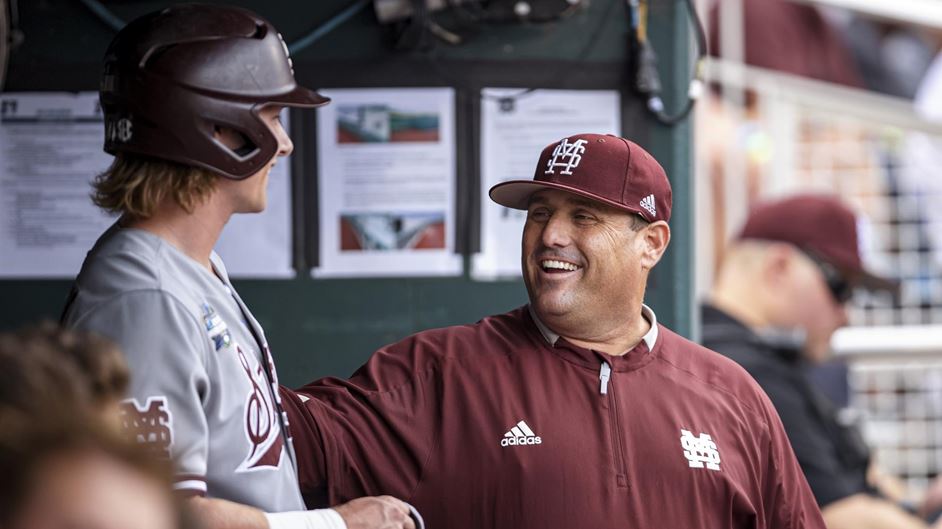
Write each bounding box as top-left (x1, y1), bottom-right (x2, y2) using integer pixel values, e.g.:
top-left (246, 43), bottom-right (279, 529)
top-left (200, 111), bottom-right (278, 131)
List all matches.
top-left (680, 429), bottom-right (721, 471)
top-left (235, 345), bottom-right (284, 472)
top-left (120, 397), bottom-right (173, 459)
top-left (545, 138), bottom-right (588, 176)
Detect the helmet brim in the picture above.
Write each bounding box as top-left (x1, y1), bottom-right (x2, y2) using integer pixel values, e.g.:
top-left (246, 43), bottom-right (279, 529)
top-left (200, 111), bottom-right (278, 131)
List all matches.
top-left (266, 85), bottom-right (330, 108)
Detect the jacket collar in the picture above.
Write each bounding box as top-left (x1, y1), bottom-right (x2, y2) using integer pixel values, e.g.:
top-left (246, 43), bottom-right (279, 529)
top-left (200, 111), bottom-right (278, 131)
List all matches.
top-left (526, 304), bottom-right (660, 372)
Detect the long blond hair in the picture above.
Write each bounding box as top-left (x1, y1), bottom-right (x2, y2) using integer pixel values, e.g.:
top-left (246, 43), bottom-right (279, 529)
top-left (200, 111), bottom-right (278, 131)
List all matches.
top-left (92, 154), bottom-right (217, 219)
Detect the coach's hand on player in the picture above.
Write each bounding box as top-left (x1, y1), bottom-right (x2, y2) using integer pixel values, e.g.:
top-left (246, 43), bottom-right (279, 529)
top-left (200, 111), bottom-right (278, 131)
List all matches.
top-left (333, 496), bottom-right (415, 529)
top-left (334, 496), bottom-right (415, 529)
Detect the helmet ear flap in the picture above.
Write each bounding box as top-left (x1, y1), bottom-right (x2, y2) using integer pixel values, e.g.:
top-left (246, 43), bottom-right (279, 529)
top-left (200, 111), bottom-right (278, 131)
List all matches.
top-left (108, 89), bottom-right (278, 180)
top-left (186, 99), bottom-right (279, 179)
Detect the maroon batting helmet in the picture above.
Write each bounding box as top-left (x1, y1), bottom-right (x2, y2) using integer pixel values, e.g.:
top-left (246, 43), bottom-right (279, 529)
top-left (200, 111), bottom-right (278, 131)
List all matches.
top-left (99, 4), bottom-right (329, 179)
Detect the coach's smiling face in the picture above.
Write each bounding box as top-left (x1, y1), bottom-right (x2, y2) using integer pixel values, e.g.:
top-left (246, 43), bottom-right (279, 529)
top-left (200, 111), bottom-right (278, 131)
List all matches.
top-left (522, 188), bottom-right (669, 343)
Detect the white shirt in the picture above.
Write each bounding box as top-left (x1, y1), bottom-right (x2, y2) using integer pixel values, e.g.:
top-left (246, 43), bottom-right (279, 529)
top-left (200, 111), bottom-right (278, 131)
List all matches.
top-left (527, 304), bottom-right (659, 353)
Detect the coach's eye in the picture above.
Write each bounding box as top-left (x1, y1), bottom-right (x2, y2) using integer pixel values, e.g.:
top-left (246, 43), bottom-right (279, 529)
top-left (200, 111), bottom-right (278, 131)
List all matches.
top-left (528, 207), bottom-right (551, 222)
top-left (573, 211), bottom-right (597, 225)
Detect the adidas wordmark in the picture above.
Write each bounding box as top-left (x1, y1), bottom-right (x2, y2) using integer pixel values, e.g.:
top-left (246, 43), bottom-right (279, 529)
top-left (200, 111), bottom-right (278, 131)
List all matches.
top-left (501, 420), bottom-right (542, 447)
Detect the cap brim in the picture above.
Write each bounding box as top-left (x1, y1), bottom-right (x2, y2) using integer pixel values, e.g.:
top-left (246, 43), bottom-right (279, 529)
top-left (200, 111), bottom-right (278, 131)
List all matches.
top-left (267, 85), bottom-right (330, 108)
top-left (489, 180), bottom-right (648, 218)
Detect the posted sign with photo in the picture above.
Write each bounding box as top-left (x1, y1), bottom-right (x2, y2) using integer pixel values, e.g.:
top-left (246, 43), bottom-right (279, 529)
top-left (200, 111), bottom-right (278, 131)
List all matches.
top-left (314, 88), bottom-right (461, 277)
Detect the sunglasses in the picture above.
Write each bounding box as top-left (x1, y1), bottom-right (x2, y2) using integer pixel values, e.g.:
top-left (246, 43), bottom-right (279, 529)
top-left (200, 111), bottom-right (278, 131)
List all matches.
top-left (801, 250), bottom-right (854, 304)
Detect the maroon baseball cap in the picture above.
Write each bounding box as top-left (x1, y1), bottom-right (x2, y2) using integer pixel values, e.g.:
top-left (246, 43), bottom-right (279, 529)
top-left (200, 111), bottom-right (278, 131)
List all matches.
top-left (738, 194), bottom-right (896, 291)
top-left (489, 133), bottom-right (672, 223)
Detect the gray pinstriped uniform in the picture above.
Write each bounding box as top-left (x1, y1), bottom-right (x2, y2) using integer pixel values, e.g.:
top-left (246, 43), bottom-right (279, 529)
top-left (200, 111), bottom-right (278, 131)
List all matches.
top-left (63, 225), bottom-right (305, 513)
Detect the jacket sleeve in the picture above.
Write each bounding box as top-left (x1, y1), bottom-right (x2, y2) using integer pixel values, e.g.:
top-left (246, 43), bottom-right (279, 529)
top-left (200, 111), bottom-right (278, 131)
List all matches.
top-left (757, 387), bottom-right (829, 529)
top-left (282, 335), bottom-right (440, 508)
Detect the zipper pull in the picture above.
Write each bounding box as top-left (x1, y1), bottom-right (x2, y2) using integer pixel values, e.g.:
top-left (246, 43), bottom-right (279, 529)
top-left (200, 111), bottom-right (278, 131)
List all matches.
top-left (599, 361), bottom-right (611, 395)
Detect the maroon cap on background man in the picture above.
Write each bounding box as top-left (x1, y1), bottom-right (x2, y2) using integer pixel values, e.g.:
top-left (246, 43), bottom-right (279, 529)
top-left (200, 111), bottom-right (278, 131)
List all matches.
top-left (738, 194), bottom-right (895, 291)
top-left (489, 133), bottom-right (672, 223)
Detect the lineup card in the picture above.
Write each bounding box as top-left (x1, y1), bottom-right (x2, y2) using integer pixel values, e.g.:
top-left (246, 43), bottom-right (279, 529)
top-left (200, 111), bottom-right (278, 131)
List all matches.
top-left (0, 92), bottom-right (116, 278)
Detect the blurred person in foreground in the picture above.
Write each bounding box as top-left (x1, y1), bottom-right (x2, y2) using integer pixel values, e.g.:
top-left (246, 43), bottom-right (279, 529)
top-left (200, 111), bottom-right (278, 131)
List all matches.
top-left (702, 194), bottom-right (942, 528)
top-left (0, 415), bottom-right (184, 529)
top-left (0, 325), bottom-right (184, 529)
top-left (0, 322), bottom-right (129, 423)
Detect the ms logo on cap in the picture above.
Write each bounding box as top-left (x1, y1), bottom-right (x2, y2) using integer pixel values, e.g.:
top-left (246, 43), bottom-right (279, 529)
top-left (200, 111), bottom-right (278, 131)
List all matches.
top-left (545, 138), bottom-right (588, 176)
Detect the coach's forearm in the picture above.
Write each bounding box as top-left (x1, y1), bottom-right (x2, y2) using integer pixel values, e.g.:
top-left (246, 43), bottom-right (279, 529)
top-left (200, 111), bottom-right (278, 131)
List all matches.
top-left (186, 497), bottom-right (270, 529)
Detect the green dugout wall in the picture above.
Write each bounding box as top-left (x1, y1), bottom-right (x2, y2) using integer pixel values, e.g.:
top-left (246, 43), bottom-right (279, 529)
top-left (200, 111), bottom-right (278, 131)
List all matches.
top-left (0, 0), bottom-right (693, 386)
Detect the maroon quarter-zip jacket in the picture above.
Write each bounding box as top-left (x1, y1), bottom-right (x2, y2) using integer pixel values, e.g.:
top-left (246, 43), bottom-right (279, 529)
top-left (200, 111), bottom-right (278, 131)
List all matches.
top-left (283, 307), bottom-right (825, 528)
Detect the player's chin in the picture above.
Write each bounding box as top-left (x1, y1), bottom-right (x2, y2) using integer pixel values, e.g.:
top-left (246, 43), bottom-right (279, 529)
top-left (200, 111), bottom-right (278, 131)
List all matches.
top-left (237, 201), bottom-right (267, 214)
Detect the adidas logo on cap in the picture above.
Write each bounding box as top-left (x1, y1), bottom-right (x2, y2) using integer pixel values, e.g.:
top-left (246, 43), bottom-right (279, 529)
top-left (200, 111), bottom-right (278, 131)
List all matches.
top-left (640, 194), bottom-right (656, 217)
top-left (500, 420), bottom-right (542, 447)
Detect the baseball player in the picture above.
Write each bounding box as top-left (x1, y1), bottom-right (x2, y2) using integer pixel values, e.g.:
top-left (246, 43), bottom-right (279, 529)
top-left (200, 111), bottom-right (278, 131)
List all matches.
top-left (62, 5), bottom-right (413, 529)
top-left (281, 134), bottom-right (827, 528)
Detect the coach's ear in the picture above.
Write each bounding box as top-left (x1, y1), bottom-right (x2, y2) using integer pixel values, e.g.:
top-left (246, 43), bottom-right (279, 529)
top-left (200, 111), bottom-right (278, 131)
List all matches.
top-left (639, 221), bottom-right (670, 271)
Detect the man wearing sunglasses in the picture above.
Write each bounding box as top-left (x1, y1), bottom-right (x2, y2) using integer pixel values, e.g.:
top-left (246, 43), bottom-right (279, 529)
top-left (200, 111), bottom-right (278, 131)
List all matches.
top-left (700, 194), bottom-right (940, 529)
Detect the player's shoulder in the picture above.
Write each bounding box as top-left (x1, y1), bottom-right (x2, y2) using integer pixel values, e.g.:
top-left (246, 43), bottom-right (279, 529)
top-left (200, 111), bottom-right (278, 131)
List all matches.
top-left (655, 326), bottom-right (773, 416)
top-left (70, 227), bottom-right (205, 317)
top-left (80, 228), bottom-right (188, 287)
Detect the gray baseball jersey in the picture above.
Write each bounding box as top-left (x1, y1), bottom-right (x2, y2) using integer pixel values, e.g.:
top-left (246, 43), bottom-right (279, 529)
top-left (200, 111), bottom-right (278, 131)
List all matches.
top-left (63, 224), bottom-right (305, 512)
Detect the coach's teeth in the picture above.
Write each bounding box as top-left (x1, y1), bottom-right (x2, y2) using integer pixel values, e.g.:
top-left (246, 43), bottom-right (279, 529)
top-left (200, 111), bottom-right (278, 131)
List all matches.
top-left (542, 260), bottom-right (579, 271)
